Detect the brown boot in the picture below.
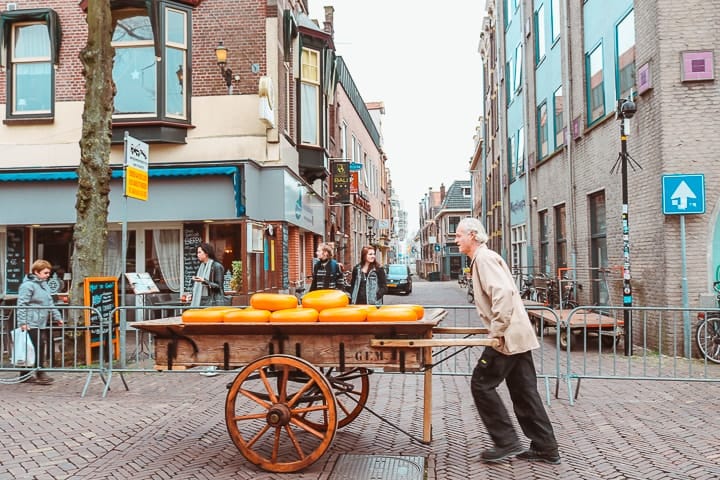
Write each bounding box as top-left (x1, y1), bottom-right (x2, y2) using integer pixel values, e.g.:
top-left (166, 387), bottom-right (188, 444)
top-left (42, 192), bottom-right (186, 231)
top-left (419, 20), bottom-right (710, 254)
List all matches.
top-left (35, 371), bottom-right (54, 385)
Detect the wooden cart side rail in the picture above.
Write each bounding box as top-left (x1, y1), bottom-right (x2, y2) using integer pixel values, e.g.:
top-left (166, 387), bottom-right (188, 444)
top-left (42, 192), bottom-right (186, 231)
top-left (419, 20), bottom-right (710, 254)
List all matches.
top-left (431, 327), bottom-right (489, 335)
top-left (370, 338), bottom-right (500, 348)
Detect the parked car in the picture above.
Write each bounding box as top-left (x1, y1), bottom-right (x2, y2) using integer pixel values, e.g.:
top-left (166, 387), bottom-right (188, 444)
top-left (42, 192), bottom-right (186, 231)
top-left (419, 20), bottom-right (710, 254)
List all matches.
top-left (384, 263), bottom-right (413, 295)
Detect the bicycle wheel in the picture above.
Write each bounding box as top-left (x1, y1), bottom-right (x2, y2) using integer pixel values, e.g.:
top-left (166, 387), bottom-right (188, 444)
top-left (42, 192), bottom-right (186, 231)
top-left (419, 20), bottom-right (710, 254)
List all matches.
top-left (696, 315), bottom-right (720, 364)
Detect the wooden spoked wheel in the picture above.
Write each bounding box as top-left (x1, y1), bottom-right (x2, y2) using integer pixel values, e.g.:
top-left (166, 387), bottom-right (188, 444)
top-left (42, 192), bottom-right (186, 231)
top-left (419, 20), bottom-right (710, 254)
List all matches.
top-left (298, 367), bottom-right (371, 430)
top-left (225, 354), bottom-right (338, 473)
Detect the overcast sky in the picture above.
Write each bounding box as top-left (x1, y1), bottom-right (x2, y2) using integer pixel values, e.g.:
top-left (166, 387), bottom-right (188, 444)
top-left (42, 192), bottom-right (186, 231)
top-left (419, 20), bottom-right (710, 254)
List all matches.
top-left (308, 1), bottom-right (485, 237)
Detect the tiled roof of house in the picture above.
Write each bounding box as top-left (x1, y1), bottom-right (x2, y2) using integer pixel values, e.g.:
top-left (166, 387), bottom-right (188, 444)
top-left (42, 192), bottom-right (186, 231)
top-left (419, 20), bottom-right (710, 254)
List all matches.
top-left (440, 180), bottom-right (471, 210)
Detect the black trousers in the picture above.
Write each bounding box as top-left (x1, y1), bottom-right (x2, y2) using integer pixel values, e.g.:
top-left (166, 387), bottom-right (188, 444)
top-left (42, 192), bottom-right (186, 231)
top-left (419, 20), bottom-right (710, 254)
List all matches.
top-left (470, 348), bottom-right (558, 452)
top-left (27, 327), bottom-right (51, 369)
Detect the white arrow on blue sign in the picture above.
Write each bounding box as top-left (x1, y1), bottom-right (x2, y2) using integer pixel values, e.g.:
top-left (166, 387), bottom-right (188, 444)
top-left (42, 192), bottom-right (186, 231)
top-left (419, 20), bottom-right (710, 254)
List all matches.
top-left (662, 174), bottom-right (705, 215)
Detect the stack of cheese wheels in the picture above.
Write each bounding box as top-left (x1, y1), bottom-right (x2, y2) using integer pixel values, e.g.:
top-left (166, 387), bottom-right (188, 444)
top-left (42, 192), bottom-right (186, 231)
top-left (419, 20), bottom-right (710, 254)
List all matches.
top-left (301, 289), bottom-right (349, 312)
top-left (224, 306), bottom-right (272, 323)
top-left (366, 304), bottom-right (423, 322)
top-left (182, 307), bottom-right (236, 323)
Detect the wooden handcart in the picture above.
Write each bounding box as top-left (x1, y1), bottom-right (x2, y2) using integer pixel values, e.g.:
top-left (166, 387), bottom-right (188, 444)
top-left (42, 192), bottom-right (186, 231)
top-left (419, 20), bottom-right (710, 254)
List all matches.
top-left (131, 309), bottom-right (497, 473)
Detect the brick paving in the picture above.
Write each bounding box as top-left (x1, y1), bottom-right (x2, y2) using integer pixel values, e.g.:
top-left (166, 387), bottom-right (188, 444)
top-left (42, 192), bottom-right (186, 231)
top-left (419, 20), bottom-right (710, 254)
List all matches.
top-left (1, 367), bottom-right (719, 480)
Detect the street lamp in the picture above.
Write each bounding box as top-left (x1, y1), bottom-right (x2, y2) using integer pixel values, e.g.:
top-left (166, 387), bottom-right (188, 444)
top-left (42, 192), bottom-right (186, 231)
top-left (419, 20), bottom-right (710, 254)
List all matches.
top-left (367, 217), bottom-right (376, 245)
top-left (612, 96), bottom-right (641, 356)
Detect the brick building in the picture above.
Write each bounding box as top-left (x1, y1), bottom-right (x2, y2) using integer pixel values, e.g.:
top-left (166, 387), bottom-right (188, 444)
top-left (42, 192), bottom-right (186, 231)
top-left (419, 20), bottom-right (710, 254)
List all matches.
top-left (0, 1), bottom-right (390, 304)
top-left (475, 0), bottom-right (720, 350)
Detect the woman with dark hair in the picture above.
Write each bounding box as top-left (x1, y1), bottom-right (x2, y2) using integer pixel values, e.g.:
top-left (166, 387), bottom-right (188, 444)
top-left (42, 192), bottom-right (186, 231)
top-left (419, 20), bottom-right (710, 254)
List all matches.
top-left (348, 245), bottom-right (387, 305)
top-left (190, 242), bottom-right (227, 307)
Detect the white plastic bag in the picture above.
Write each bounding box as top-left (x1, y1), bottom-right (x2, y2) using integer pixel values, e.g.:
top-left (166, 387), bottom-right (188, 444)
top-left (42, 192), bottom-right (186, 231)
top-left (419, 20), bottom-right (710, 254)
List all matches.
top-left (11, 328), bottom-right (36, 367)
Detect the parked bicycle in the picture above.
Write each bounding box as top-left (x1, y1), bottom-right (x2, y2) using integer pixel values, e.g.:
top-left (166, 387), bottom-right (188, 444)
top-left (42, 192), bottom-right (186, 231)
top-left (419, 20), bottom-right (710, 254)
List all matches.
top-left (697, 281), bottom-right (720, 363)
top-left (519, 274), bottom-right (537, 301)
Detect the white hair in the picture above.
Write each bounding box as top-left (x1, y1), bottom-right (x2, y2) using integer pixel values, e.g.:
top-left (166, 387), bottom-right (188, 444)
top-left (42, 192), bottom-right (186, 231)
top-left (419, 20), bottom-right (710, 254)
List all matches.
top-left (458, 217), bottom-right (488, 244)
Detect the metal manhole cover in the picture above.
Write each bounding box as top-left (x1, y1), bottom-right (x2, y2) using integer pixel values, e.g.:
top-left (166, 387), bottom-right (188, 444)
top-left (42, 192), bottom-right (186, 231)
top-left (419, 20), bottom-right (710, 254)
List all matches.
top-left (329, 454), bottom-right (426, 480)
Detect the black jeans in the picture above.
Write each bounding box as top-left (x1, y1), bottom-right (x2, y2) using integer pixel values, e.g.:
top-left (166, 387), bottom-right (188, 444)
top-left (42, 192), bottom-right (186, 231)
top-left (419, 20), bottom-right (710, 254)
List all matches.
top-left (26, 327), bottom-right (51, 369)
top-left (470, 348), bottom-right (558, 452)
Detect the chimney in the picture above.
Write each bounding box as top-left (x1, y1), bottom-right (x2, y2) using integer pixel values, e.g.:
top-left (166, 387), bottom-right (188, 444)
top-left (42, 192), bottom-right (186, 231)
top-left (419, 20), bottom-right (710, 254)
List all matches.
top-left (323, 6), bottom-right (334, 35)
top-left (440, 183), bottom-right (446, 202)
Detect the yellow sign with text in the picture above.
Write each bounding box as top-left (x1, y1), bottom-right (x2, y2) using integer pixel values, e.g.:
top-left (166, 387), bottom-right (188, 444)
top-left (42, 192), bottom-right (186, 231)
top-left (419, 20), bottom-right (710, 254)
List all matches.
top-left (125, 166), bottom-right (148, 201)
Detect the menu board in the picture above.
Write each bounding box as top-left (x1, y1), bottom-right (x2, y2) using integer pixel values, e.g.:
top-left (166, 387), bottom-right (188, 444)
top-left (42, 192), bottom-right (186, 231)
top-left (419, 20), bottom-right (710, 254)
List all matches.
top-left (125, 272), bottom-right (159, 294)
top-left (83, 277), bottom-right (119, 363)
top-left (183, 224), bottom-right (203, 291)
top-left (6, 228), bottom-right (24, 294)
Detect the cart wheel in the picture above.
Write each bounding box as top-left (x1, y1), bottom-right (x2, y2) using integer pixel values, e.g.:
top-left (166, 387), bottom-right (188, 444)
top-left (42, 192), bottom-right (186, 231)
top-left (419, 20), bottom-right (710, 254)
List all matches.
top-left (298, 367), bottom-right (371, 430)
top-left (225, 354), bottom-right (338, 473)
top-left (559, 330), bottom-right (580, 350)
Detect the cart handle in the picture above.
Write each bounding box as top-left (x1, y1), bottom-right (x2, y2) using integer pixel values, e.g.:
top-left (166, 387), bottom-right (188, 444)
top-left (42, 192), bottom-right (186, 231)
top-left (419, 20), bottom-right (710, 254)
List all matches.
top-left (370, 338), bottom-right (500, 348)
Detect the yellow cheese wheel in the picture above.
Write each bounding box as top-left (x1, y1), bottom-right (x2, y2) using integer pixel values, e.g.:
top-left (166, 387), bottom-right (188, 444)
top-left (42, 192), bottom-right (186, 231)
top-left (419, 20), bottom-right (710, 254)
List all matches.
top-left (182, 308), bottom-right (228, 323)
top-left (204, 306), bottom-right (236, 311)
top-left (379, 304), bottom-right (425, 320)
top-left (367, 306), bottom-right (418, 322)
top-left (269, 307), bottom-right (319, 323)
top-left (347, 304), bottom-right (378, 314)
top-left (250, 293), bottom-right (299, 311)
top-left (301, 289), bottom-right (349, 311)
top-left (224, 307), bottom-right (271, 323)
top-left (318, 306), bottom-right (367, 322)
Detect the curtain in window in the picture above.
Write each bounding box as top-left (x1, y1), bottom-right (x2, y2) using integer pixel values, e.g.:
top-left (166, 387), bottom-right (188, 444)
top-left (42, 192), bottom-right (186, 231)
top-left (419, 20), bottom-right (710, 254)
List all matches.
top-left (104, 231), bottom-right (123, 277)
top-left (300, 83), bottom-right (318, 144)
top-left (153, 229), bottom-right (181, 292)
top-left (0, 9), bottom-right (60, 68)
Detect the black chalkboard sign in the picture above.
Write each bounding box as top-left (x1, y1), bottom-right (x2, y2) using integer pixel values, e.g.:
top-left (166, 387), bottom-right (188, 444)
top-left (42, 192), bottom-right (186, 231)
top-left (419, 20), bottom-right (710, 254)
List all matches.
top-left (183, 224), bottom-right (203, 292)
top-left (83, 277), bottom-right (119, 362)
top-left (6, 228), bottom-right (24, 294)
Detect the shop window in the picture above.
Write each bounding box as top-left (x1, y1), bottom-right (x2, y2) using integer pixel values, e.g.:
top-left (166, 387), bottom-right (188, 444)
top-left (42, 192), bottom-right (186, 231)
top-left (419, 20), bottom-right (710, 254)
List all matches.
top-left (145, 229), bottom-right (182, 293)
top-left (1, 8), bottom-right (61, 121)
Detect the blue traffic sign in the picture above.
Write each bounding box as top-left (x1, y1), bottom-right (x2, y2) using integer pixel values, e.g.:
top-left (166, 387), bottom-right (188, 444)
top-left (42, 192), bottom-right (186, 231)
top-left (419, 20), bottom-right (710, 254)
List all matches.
top-left (349, 162), bottom-right (363, 171)
top-left (662, 174), bottom-right (705, 215)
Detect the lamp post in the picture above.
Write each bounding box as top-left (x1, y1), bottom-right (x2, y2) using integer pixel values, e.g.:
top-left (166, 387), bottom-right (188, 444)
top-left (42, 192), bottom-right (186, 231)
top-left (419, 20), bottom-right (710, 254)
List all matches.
top-left (614, 97), bottom-right (638, 357)
top-left (367, 217), bottom-right (376, 245)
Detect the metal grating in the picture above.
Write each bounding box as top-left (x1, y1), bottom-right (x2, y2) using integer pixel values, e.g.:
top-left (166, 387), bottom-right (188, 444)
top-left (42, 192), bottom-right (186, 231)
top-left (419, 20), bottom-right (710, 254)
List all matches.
top-left (329, 454), bottom-right (426, 480)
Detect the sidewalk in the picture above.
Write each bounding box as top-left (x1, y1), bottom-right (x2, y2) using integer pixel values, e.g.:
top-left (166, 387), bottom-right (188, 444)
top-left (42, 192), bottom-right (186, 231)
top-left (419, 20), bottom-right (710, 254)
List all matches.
top-left (1, 369), bottom-right (718, 479)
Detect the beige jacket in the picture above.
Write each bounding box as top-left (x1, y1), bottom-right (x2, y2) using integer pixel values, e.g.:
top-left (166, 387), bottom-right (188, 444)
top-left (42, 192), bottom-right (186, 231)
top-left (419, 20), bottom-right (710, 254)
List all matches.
top-left (471, 245), bottom-right (540, 355)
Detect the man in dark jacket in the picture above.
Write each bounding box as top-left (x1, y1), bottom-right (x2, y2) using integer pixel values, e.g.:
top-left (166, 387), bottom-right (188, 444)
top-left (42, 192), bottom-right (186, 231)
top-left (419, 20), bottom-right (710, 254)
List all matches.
top-left (309, 243), bottom-right (345, 292)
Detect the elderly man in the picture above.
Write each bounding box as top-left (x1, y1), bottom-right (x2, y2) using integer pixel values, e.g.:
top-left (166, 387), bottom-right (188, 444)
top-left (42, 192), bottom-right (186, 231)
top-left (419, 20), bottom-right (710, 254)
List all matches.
top-left (455, 217), bottom-right (560, 464)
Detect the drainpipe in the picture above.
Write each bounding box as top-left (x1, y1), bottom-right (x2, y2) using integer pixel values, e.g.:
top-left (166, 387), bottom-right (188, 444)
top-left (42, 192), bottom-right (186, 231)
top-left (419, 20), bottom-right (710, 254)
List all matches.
top-left (562, 0), bottom-right (578, 285)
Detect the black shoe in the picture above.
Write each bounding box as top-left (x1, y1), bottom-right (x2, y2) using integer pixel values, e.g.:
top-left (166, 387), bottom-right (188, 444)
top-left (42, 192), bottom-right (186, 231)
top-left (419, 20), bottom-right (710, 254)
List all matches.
top-left (480, 443), bottom-right (524, 463)
top-left (517, 447), bottom-right (561, 464)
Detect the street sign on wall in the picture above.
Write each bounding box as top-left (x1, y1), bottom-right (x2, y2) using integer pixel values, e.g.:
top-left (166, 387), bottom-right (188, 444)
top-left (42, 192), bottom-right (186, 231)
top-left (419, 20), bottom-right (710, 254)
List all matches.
top-left (662, 174), bottom-right (705, 215)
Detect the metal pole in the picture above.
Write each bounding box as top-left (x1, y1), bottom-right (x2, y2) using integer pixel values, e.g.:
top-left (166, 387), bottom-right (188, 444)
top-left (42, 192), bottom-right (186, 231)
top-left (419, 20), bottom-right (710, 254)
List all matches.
top-left (120, 132), bottom-right (129, 367)
top-left (620, 119), bottom-right (633, 356)
top-left (680, 215), bottom-right (690, 357)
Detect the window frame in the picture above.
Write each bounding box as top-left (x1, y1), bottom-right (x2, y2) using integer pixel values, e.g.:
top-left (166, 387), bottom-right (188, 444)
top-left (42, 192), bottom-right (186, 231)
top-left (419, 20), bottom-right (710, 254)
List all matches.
top-left (1, 8), bottom-right (60, 121)
top-left (554, 204), bottom-right (567, 271)
top-left (511, 224), bottom-right (527, 273)
top-left (300, 47), bottom-right (321, 146)
top-left (586, 43), bottom-right (605, 125)
top-left (535, 4), bottom-right (546, 65)
top-left (553, 86), bottom-right (564, 149)
top-left (110, 1), bottom-right (193, 127)
top-left (551, 0), bottom-right (561, 43)
top-left (538, 211), bottom-right (550, 276)
top-left (616, 9), bottom-right (635, 102)
top-left (537, 101), bottom-right (548, 160)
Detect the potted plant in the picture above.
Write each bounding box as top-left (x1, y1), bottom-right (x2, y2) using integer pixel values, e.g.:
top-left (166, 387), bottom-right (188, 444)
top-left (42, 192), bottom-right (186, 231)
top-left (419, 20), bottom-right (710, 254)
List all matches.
top-left (229, 260), bottom-right (243, 292)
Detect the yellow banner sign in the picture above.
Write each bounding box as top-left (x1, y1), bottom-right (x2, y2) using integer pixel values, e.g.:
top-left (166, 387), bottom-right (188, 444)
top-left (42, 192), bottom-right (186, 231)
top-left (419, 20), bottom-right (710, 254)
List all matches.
top-left (126, 166), bottom-right (148, 201)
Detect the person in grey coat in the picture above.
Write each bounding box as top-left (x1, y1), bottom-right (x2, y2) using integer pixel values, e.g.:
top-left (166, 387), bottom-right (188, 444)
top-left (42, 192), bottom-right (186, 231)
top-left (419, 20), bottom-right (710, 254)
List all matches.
top-left (456, 217), bottom-right (559, 465)
top-left (16, 259), bottom-right (63, 384)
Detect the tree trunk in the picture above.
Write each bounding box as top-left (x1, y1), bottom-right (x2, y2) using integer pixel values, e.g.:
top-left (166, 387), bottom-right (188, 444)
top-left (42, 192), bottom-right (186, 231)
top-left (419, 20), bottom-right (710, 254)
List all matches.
top-left (70, 1), bottom-right (115, 319)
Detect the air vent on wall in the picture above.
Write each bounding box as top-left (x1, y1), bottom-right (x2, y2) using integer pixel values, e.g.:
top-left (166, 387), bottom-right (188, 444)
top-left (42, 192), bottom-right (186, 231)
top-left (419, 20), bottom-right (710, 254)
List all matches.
top-left (6, 3), bottom-right (17, 11)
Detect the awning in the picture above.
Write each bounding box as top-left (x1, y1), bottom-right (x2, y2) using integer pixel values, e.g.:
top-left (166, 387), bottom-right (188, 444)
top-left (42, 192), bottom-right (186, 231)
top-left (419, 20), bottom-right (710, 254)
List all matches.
top-left (0, 166), bottom-right (238, 182)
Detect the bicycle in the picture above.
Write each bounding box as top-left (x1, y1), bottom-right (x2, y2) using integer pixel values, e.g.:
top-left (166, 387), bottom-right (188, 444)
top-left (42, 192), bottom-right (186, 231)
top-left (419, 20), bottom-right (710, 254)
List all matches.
top-left (696, 281), bottom-right (720, 363)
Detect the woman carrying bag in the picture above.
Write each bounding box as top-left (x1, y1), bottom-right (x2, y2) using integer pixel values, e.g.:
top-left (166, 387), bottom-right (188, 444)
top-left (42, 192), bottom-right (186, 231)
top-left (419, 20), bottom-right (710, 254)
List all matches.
top-left (16, 259), bottom-right (63, 384)
top-left (348, 245), bottom-right (387, 306)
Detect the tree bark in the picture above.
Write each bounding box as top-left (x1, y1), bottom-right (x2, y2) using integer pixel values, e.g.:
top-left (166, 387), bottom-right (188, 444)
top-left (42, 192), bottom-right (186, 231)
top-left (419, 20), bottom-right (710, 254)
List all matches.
top-left (71, 0), bottom-right (115, 317)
